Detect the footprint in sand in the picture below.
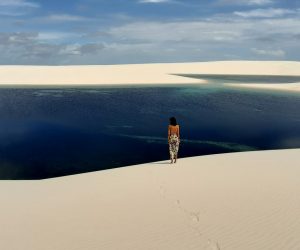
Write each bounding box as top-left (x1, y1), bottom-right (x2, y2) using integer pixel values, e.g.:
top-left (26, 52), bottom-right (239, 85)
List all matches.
top-left (190, 212), bottom-right (200, 224)
top-left (207, 239), bottom-right (221, 250)
top-left (159, 185), bottom-right (166, 197)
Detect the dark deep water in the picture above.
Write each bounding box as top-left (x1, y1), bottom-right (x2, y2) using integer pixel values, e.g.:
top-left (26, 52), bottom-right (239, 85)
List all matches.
top-left (0, 84), bottom-right (300, 179)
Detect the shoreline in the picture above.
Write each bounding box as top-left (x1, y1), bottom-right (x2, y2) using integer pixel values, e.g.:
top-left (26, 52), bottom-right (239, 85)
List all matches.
top-left (0, 82), bottom-right (207, 89)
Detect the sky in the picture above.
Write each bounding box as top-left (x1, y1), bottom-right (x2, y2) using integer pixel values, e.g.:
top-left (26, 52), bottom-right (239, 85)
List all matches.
top-left (0, 0), bottom-right (299, 65)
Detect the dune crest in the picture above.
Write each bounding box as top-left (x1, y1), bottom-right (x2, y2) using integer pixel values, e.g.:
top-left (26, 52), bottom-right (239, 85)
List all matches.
top-left (1, 61), bottom-right (300, 91)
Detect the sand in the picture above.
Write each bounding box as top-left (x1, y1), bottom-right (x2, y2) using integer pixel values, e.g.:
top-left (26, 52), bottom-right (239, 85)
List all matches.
top-left (0, 61), bottom-right (300, 92)
top-left (1, 148), bottom-right (300, 250)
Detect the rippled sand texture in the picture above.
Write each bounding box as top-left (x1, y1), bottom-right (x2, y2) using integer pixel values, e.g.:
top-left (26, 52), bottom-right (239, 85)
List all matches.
top-left (1, 148), bottom-right (300, 250)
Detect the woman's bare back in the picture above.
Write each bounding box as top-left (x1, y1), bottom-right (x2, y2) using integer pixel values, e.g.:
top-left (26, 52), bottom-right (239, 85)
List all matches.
top-left (168, 125), bottom-right (180, 136)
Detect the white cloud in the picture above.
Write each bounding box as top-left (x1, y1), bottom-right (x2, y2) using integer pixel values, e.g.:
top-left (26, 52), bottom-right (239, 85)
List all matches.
top-left (251, 48), bottom-right (285, 57)
top-left (1, 11), bottom-right (300, 64)
top-left (0, 32), bottom-right (106, 64)
top-left (0, 0), bottom-right (39, 15)
top-left (59, 44), bottom-right (82, 55)
top-left (0, 0), bottom-right (39, 8)
top-left (108, 21), bottom-right (243, 43)
top-left (36, 32), bottom-right (81, 42)
top-left (106, 15), bottom-right (299, 45)
top-left (234, 8), bottom-right (295, 18)
top-left (45, 14), bottom-right (89, 22)
top-left (138, 0), bottom-right (172, 3)
top-left (241, 0), bottom-right (273, 5)
top-left (102, 16), bottom-right (300, 61)
top-left (217, 0), bottom-right (273, 6)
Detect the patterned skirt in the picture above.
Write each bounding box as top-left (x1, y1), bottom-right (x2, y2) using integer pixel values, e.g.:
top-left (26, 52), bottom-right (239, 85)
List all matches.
top-left (169, 134), bottom-right (180, 159)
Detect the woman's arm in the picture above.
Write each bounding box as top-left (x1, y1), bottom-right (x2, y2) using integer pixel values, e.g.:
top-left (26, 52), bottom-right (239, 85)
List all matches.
top-left (177, 126), bottom-right (180, 142)
top-left (168, 125), bottom-right (170, 143)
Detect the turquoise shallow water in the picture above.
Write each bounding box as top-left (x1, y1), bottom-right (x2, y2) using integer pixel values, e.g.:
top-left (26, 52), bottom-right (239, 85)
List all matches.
top-left (0, 83), bottom-right (299, 179)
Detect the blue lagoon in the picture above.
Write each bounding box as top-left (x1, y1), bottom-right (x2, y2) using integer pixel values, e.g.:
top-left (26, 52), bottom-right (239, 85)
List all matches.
top-left (0, 82), bottom-right (299, 179)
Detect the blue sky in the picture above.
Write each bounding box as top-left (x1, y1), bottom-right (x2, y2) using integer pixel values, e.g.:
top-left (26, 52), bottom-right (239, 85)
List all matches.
top-left (0, 0), bottom-right (299, 64)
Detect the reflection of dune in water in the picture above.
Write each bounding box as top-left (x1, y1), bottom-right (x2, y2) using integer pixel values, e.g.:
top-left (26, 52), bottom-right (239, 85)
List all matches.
top-left (112, 133), bottom-right (257, 152)
top-left (173, 74), bottom-right (300, 84)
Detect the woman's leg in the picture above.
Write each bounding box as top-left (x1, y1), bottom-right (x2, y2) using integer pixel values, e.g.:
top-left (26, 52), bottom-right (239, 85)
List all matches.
top-left (174, 142), bottom-right (179, 163)
top-left (169, 144), bottom-right (174, 163)
top-left (170, 154), bottom-right (174, 164)
top-left (169, 135), bottom-right (178, 164)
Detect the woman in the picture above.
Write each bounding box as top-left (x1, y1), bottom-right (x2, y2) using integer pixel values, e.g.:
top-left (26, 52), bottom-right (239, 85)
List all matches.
top-left (168, 117), bottom-right (180, 164)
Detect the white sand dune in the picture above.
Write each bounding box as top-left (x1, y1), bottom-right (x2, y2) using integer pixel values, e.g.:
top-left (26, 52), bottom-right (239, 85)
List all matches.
top-left (1, 149), bottom-right (300, 250)
top-left (1, 61), bottom-right (300, 92)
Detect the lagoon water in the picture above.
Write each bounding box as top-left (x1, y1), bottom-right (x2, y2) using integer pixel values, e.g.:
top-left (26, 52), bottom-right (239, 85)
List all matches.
top-left (0, 83), bottom-right (300, 179)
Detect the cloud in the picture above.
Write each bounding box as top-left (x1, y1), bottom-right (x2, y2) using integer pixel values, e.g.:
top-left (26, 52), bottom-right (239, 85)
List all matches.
top-left (0, 31), bottom-right (37, 44)
top-left (58, 43), bottom-right (105, 55)
top-left (102, 16), bottom-right (300, 60)
top-left (79, 43), bottom-right (105, 54)
top-left (138, 0), bottom-right (172, 3)
top-left (251, 48), bottom-right (285, 57)
top-left (0, 0), bottom-right (39, 16)
top-left (37, 32), bottom-right (81, 42)
top-left (1, 10), bottom-right (300, 64)
top-left (234, 8), bottom-right (295, 18)
top-left (43, 14), bottom-right (89, 22)
top-left (216, 0), bottom-right (274, 6)
top-left (0, 0), bottom-right (39, 8)
top-left (0, 32), bottom-right (106, 64)
top-left (107, 21), bottom-right (243, 43)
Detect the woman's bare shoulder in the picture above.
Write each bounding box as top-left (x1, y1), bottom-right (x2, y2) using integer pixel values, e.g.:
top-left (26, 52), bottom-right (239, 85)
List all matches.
top-left (169, 124), bottom-right (179, 127)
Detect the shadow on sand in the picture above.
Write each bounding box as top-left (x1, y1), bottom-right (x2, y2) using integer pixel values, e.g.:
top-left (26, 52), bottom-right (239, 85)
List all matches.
top-left (152, 161), bottom-right (171, 165)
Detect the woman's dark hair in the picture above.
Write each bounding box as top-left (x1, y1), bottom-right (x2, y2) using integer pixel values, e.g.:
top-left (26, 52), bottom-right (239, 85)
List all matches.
top-left (169, 117), bottom-right (177, 126)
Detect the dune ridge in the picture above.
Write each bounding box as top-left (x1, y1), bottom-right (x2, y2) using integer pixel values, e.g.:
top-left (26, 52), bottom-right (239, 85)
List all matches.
top-left (0, 61), bottom-right (300, 92)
